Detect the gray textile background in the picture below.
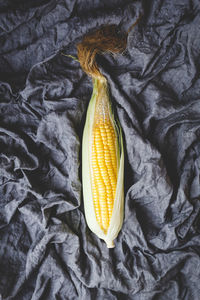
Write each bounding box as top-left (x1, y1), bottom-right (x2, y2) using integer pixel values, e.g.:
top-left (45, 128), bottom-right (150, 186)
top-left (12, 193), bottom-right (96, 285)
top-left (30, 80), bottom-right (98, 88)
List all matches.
top-left (0, 0), bottom-right (200, 299)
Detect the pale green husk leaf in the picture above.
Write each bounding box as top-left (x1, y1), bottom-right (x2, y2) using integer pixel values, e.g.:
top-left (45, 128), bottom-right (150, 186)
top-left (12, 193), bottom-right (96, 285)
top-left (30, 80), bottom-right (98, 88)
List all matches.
top-left (82, 79), bottom-right (124, 248)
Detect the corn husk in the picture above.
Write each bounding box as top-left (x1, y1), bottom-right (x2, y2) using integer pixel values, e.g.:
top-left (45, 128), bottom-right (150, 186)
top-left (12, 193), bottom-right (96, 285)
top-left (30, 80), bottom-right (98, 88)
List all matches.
top-left (82, 78), bottom-right (124, 248)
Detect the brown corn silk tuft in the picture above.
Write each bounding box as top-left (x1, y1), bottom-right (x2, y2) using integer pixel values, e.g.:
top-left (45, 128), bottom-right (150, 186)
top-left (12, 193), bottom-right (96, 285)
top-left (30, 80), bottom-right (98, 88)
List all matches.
top-left (78, 25), bottom-right (127, 237)
top-left (77, 25), bottom-right (127, 79)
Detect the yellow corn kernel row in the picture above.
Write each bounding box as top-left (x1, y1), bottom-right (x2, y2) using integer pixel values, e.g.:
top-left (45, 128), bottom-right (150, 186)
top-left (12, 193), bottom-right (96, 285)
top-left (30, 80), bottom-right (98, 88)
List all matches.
top-left (91, 117), bottom-right (118, 233)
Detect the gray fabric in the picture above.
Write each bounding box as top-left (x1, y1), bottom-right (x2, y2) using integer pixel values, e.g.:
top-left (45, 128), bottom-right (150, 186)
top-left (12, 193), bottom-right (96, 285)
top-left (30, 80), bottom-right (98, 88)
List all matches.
top-left (0, 0), bottom-right (200, 299)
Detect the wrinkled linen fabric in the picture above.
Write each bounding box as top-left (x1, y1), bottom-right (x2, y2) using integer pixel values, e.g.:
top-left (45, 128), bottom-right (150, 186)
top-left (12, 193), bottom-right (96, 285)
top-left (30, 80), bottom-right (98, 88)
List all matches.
top-left (0, 0), bottom-right (200, 299)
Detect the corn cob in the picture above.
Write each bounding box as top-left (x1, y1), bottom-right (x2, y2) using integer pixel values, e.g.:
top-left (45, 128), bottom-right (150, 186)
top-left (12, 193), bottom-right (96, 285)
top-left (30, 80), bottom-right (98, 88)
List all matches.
top-left (78, 25), bottom-right (126, 248)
